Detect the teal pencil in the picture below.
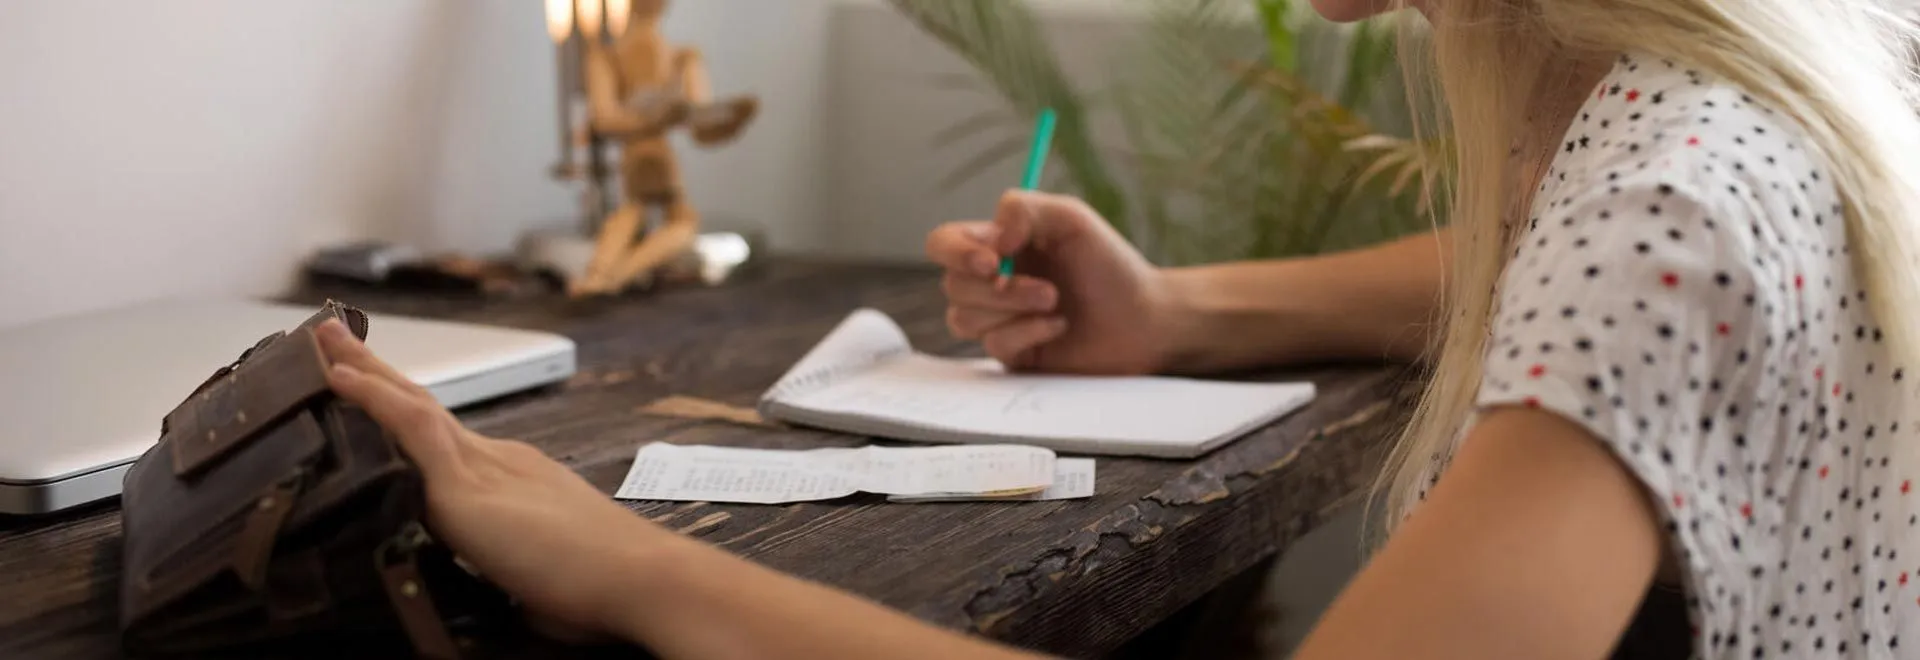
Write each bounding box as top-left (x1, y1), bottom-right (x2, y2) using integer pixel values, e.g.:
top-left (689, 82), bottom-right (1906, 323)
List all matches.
top-left (1001, 108), bottom-right (1058, 279)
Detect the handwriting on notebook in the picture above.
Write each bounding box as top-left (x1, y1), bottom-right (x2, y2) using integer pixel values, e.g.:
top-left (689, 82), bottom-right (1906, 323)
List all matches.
top-left (811, 384), bottom-right (972, 418)
top-left (757, 308), bottom-right (1318, 458)
top-left (797, 356), bottom-right (1116, 421)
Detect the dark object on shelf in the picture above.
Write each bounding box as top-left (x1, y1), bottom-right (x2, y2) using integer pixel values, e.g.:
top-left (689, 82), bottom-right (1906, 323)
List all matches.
top-left (308, 242), bottom-right (544, 298)
top-left (306, 242), bottom-right (423, 283)
top-left (390, 256), bottom-right (544, 298)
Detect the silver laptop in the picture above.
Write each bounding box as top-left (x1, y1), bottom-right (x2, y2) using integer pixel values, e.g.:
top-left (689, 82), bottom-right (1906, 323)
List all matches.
top-left (0, 299), bottom-right (577, 515)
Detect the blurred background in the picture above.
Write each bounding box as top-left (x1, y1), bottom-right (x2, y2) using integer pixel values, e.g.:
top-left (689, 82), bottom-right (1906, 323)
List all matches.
top-left (0, 0), bottom-right (1432, 327)
top-left (0, 2), bottom-right (1417, 651)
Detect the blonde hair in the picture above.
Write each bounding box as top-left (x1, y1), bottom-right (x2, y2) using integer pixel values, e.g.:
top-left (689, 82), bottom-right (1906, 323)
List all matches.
top-left (1374, 0), bottom-right (1920, 537)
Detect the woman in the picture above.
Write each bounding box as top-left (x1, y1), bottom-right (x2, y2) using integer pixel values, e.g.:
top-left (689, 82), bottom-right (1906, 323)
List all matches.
top-left (320, 0), bottom-right (1920, 657)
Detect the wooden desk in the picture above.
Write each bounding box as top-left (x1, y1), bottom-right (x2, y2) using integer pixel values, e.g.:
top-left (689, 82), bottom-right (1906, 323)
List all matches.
top-left (0, 259), bottom-right (1413, 659)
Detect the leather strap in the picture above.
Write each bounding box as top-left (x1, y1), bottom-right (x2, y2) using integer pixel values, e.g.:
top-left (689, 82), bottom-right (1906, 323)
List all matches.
top-left (377, 523), bottom-right (463, 660)
top-left (232, 472), bottom-right (305, 591)
top-left (167, 332), bottom-right (332, 478)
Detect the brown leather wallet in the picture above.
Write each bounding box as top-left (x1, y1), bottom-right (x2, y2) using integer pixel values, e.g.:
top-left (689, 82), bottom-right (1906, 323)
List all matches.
top-left (118, 301), bottom-right (511, 658)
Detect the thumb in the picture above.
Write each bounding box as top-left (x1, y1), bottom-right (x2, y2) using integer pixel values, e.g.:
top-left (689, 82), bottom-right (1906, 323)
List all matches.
top-left (992, 189), bottom-right (1093, 259)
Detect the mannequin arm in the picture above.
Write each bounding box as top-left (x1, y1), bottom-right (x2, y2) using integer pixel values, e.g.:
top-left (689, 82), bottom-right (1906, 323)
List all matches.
top-left (671, 47), bottom-right (713, 106)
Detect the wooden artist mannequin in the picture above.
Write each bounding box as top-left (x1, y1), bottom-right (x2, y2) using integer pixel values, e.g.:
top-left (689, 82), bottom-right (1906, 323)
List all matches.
top-left (571, 0), bottom-right (757, 297)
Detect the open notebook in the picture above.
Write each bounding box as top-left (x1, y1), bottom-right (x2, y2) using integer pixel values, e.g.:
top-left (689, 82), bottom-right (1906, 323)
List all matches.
top-left (757, 309), bottom-right (1316, 459)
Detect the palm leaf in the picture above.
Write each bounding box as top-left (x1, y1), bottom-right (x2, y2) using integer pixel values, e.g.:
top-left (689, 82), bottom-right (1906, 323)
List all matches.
top-left (934, 134), bottom-right (1033, 193)
top-left (886, 0), bottom-right (1130, 228)
top-left (928, 107), bottom-right (1019, 150)
top-left (928, 71), bottom-right (988, 93)
top-left (1350, 145), bottom-right (1413, 190)
top-left (893, 0), bottom-right (1444, 265)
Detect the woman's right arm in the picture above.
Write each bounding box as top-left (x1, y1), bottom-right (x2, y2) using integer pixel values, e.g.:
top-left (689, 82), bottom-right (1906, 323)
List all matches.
top-left (1159, 227), bottom-right (1450, 372)
top-left (927, 190), bottom-right (1449, 376)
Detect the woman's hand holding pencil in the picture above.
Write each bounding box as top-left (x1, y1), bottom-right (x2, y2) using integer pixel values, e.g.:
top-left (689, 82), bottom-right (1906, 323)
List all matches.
top-left (924, 187), bottom-right (1177, 375)
top-left (925, 109), bottom-right (1180, 375)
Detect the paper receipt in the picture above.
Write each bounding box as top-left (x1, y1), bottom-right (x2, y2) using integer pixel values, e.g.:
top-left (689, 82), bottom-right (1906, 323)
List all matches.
top-left (887, 458), bottom-right (1095, 503)
top-left (614, 443), bottom-right (1059, 504)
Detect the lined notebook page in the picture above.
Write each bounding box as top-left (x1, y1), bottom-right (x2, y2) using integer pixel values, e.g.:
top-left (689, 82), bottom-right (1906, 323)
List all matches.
top-left (759, 309), bottom-right (1317, 458)
top-left (762, 309), bottom-right (912, 401)
top-left (776, 354), bottom-right (1313, 454)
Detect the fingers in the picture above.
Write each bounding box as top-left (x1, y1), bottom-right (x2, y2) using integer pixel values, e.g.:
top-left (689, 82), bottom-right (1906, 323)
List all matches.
top-left (929, 191), bottom-right (1095, 357)
top-left (924, 221), bottom-right (1002, 277)
top-left (941, 272), bottom-right (1057, 313)
top-left (946, 306), bottom-right (1020, 340)
top-left (927, 191), bottom-right (1100, 277)
top-left (315, 320), bottom-right (467, 479)
top-left (943, 270), bottom-right (1057, 340)
top-left (327, 361), bottom-right (467, 479)
top-left (981, 315), bottom-right (1068, 367)
top-left (930, 219), bottom-right (1060, 344)
top-left (314, 321), bottom-right (434, 400)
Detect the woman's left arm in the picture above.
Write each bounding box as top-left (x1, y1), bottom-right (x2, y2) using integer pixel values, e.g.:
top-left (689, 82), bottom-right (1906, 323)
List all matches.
top-left (314, 320), bottom-right (1044, 660)
top-left (1292, 406), bottom-right (1665, 660)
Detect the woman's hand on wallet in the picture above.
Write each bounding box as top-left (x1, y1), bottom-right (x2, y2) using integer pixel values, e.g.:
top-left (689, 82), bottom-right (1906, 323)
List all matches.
top-left (313, 320), bottom-right (670, 644)
top-left (315, 319), bottom-right (1060, 660)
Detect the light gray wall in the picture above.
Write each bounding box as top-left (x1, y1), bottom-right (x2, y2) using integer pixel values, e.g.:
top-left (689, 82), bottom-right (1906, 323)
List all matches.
top-left (821, 3), bottom-right (1145, 262)
top-left (0, 0), bottom-right (1150, 329)
top-left (0, 0), bottom-right (566, 327)
top-left (661, 0), bottom-right (838, 254)
top-left (0, 0), bottom-right (845, 328)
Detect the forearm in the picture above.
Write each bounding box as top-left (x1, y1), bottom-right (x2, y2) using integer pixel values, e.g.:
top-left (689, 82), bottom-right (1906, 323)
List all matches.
top-left (617, 536), bottom-right (1046, 660)
top-left (1160, 227), bottom-right (1448, 373)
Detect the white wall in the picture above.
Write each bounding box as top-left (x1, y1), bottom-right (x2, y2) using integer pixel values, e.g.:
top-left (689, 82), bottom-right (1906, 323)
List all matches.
top-left (0, 1), bottom-right (559, 327)
top-left (0, 0), bottom-right (1153, 329)
top-left (0, 0), bottom-right (846, 329)
top-left (821, 2), bottom-right (1146, 261)
top-left (663, 0), bottom-right (838, 254)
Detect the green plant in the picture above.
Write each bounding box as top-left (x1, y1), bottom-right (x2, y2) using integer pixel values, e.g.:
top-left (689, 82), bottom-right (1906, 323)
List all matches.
top-left (888, 0), bottom-right (1446, 266)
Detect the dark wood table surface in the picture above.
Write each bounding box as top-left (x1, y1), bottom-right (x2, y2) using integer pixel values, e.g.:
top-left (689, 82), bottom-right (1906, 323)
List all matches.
top-left (0, 258), bottom-right (1414, 659)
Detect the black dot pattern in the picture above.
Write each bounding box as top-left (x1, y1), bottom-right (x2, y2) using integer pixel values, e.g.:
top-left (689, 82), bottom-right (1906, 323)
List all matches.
top-left (1436, 53), bottom-right (1920, 658)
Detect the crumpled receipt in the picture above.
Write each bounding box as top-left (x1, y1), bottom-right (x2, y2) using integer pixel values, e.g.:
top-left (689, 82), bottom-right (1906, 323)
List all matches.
top-left (886, 458), bottom-right (1095, 503)
top-left (614, 443), bottom-right (1089, 504)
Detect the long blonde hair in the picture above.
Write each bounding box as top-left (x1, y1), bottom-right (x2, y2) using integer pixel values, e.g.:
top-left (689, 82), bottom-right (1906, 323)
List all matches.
top-left (1375, 0), bottom-right (1920, 536)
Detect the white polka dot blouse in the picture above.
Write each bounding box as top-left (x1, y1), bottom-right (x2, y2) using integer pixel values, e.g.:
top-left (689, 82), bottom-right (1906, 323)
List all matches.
top-left (1463, 52), bottom-right (1920, 658)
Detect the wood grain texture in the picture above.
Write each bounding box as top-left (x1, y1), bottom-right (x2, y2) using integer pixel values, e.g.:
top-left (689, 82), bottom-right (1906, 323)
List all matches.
top-left (0, 258), bottom-right (1415, 659)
